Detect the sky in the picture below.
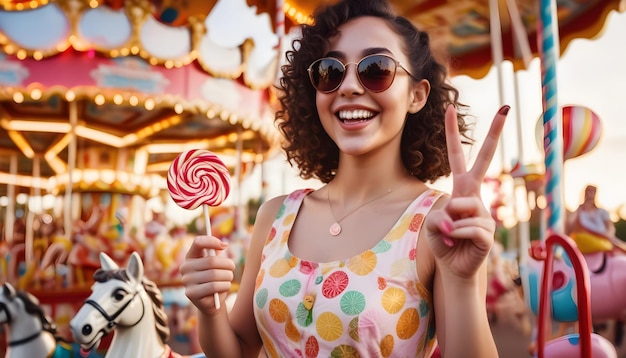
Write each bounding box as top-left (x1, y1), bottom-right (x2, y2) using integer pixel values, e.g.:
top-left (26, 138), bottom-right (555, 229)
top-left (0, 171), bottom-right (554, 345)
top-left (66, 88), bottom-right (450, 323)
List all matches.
top-left (166, 8), bottom-right (626, 225)
top-left (450, 8), bottom-right (626, 215)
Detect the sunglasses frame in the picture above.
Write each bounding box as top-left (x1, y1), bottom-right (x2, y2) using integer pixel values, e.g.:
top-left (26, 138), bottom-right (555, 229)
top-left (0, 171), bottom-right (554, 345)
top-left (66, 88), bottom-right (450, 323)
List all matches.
top-left (307, 53), bottom-right (418, 93)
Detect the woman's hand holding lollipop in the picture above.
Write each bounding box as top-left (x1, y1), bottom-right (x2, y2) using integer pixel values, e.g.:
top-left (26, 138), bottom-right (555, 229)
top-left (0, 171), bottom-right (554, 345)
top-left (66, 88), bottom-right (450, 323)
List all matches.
top-left (168, 149), bottom-right (231, 309)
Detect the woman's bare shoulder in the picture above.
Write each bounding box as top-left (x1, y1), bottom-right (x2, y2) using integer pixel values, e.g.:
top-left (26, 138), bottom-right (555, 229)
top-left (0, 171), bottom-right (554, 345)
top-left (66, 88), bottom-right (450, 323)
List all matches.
top-left (255, 195), bottom-right (288, 224)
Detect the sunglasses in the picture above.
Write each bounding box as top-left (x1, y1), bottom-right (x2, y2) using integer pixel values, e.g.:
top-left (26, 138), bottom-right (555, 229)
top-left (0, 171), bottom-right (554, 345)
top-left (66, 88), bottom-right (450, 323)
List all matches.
top-left (307, 53), bottom-right (418, 93)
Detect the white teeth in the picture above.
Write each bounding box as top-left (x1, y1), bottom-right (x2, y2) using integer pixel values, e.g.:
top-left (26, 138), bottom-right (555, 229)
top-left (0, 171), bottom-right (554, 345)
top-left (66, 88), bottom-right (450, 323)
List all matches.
top-left (337, 109), bottom-right (375, 120)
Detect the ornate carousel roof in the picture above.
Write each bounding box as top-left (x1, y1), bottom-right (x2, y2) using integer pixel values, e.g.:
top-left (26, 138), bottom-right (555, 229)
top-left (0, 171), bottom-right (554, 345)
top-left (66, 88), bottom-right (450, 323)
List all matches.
top-left (0, 0), bottom-right (283, 197)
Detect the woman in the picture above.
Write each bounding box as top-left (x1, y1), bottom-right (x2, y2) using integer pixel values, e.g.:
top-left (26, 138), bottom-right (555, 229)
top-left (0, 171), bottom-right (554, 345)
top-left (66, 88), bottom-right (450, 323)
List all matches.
top-left (567, 184), bottom-right (624, 254)
top-left (180, 0), bottom-right (508, 356)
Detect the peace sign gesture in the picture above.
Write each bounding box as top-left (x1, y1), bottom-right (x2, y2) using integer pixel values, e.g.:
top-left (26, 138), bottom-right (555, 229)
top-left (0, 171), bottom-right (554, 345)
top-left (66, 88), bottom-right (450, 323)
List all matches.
top-left (425, 104), bottom-right (509, 279)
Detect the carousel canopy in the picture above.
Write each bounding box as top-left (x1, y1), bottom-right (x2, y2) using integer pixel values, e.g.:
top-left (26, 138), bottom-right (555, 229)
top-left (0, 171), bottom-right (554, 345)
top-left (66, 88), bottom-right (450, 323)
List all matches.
top-left (0, 0), bottom-right (623, 198)
top-left (279, 0), bottom-right (623, 78)
top-left (0, 0), bottom-right (282, 198)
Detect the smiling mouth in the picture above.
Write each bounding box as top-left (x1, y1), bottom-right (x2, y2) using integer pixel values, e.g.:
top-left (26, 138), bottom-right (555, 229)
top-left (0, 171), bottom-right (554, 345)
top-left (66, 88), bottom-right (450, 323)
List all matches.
top-left (337, 109), bottom-right (376, 123)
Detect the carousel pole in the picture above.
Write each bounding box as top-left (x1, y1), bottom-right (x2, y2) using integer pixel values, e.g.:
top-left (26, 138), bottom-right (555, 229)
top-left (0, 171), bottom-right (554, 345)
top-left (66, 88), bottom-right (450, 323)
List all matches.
top-left (275, 0), bottom-right (287, 199)
top-left (264, 0), bottom-right (285, 205)
top-left (24, 156), bottom-right (41, 264)
top-left (512, 68), bottom-right (531, 263)
top-left (235, 126), bottom-right (245, 236)
top-left (4, 154), bottom-right (17, 243)
top-left (64, 100), bottom-right (78, 242)
top-left (505, 0), bottom-right (533, 67)
top-left (538, 0), bottom-right (564, 237)
top-left (488, 0), bottom-right (507, 172)
top-left (536, 1), bottom-right (564, 356)
top-left (489, 0), bottom-right (518, 252)
top-left (507, 0), bottom-right (533, 264)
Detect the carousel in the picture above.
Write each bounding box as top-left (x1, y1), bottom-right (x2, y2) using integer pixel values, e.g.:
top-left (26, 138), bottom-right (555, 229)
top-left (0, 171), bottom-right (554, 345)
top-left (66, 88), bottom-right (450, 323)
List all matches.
top-left (1, 0), bottom-right (625, 357)
top-left (0, 0), bottom-right (284, 355)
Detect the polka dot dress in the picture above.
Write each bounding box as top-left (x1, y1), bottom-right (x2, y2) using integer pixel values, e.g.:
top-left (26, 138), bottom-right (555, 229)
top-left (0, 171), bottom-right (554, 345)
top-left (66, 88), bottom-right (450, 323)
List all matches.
top-left (253, 189), bottom-right (443, 358)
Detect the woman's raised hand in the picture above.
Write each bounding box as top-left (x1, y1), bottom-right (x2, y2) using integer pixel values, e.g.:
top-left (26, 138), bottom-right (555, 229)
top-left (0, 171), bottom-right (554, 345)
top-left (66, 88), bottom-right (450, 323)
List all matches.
top-left (425, 104), bottom-right (509, 279)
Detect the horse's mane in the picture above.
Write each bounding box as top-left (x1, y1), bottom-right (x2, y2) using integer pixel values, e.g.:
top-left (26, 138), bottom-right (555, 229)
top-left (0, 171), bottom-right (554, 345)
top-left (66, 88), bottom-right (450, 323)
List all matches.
top-left (14, 291), bottom-right (61, 338)
top-left (93, 268), bottom-right (170, 344)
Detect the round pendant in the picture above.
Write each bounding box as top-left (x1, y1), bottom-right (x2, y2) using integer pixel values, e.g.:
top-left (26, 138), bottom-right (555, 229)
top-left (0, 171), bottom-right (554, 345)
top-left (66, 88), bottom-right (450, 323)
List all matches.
top-left (329, 222), bottom-right (342, 236)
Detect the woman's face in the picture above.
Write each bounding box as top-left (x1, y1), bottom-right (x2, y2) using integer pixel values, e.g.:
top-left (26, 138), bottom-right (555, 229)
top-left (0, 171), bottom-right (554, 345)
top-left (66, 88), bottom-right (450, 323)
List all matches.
top-left (314, 16), bottom-right (428, 159)
top-left (584, 186), bottom-right (597, 203)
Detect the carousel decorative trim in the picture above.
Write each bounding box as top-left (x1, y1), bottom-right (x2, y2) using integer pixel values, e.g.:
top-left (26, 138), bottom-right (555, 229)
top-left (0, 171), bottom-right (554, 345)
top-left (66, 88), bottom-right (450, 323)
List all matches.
top-left (0, 0), bottom-right (280, 89)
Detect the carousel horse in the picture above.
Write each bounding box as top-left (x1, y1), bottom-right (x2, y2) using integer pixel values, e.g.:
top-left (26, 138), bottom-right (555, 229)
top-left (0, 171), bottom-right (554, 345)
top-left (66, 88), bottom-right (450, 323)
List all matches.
top-left (533, 233), bottom-right (617, 357)
top-left (38, 216), bottom-right (111, 289)
top-left (69, 252), bottom-right (205, 358)
top-left (0, 282), bottom-right (102, 358)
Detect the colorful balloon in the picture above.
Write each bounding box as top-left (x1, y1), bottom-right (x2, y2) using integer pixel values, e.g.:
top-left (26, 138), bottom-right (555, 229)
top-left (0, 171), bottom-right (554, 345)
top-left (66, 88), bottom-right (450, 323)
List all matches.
top-left (535, 105), bottom-right (603, 161)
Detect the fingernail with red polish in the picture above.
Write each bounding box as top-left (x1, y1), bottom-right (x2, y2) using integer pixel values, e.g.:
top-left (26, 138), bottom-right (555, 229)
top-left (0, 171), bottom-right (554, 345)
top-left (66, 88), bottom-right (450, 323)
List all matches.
top-left (440, 220), bottom-right (452, 235)
top-left (440, 221), bottom-right (455, 247)
top-left (443, 236), bottom-right (455, 247)
top-left (499, 105), bottom-right (511, 115)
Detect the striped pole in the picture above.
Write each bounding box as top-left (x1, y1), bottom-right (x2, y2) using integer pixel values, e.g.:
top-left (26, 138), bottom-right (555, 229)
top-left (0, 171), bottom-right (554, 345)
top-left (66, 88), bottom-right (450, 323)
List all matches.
top-left (539, 0), bottom-right (563, 236)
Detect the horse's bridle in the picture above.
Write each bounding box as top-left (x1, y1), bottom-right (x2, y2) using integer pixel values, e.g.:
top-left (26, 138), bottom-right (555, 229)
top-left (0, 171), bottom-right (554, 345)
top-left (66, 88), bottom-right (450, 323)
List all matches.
top-left (0, 302), bottom-right (12, 324)
top-left (83, 287), bottom-right (145, 335)
top-left (1, 301), bottom-right (45, 347)
top-left (7, 331), bottom-right (43, 347)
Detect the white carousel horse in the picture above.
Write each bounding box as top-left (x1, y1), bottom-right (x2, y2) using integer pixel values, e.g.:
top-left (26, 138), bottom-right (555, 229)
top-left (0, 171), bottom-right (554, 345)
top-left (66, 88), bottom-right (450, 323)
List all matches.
top-left (69, 251), bottom-right (205, 358)
top-left (0, 282), bottom-right (56, 358)
top-left (0, 282), bottom-right (100, 358)
top-left (529, 233), bottom-right (617, 357)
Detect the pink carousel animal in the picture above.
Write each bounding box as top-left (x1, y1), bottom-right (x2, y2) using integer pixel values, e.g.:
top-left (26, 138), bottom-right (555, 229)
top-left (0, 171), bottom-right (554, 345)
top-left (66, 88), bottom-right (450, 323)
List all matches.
top-left (522, 237), bottom-right (626, 340)
top-left (0, 282), bottom-right (102, 358)
top-left (69, 252), bottom-right (204, 358)
top-left (583, 251), bottom-right (626, 322)
top-left (532, 233), bottom-right (617, 357)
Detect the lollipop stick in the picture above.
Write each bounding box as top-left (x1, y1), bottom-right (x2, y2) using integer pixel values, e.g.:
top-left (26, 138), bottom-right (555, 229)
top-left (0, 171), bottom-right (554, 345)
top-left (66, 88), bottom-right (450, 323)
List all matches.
top-left (203, 205), bottom-right (221, 310)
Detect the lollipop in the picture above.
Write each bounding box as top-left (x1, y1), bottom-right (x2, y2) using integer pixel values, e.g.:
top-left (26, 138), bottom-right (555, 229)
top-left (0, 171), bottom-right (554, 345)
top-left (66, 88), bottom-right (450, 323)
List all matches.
top-left (168, 149), bottom-right (231, 309)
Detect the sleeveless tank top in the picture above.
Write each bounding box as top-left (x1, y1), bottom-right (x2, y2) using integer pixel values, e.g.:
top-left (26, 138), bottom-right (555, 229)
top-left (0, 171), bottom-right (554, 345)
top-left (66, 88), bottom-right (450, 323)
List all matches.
top-left (253, 188), bottom-right (443, 357)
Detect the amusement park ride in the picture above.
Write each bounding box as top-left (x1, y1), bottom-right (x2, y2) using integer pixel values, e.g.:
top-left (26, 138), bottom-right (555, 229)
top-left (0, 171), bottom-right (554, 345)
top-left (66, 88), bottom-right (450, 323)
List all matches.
top-left (1, 0), bottom-right (625, 357)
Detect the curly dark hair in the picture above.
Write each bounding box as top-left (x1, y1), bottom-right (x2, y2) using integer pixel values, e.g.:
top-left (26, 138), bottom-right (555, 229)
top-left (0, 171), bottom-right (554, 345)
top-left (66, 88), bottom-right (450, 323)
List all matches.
top-left (276, 0), bottom-right (473, 184)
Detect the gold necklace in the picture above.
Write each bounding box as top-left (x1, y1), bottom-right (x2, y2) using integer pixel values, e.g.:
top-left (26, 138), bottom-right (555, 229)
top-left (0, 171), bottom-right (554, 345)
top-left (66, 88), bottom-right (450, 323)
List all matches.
top-left (327, 186), bottom-right (392, 236)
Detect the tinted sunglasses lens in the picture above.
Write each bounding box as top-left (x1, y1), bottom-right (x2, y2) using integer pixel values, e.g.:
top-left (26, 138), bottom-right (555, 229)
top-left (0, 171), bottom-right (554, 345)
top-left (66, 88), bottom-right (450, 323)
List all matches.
top-left (357, 55), bottom-right (397, 92)
top-left (311, 58), bottom-right (345, 92)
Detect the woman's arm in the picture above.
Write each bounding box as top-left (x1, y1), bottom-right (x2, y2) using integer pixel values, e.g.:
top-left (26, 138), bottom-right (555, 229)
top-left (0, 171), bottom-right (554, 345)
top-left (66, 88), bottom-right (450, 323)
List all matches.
top-left (423, 196), bottom-right (498, 357)
top-left (427, 105), bottom-right (508, 357)
top-left (182, 195), bottom-right (285, 357)
top-left (433, 250), bottom-right (497, 357)
top-left (227, 195), bottom-right (286, 355)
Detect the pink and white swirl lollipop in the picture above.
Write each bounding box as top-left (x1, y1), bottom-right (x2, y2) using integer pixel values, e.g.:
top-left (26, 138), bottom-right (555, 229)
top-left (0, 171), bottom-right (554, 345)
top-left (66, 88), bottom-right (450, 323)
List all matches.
top-left (167, 149), bottom-right (231, 309)
top-left (167, 149), bottom-right (231, 209)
